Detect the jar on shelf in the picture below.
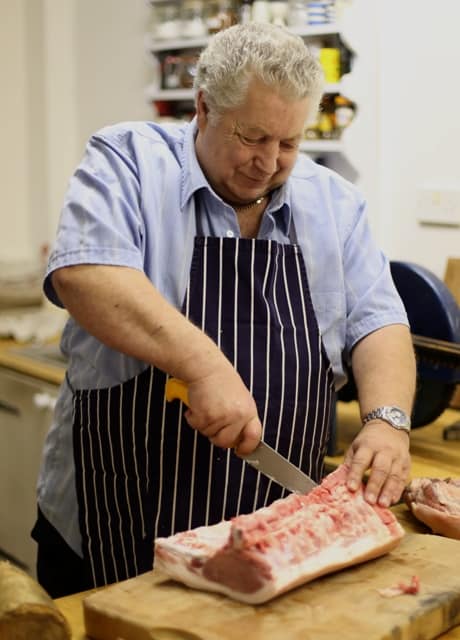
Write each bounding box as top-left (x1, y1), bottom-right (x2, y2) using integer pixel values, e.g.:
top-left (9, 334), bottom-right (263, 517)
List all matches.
top-left (334, 94), bottom-right (356, 134)
top-left (149, 1), bottom-right (181, 40)
top-left (252, 1), bottom-right (271, 23)
top-left (206, 0), bottom-right (238, 34)
top-left (162, 55), bottom-right (183, 90)
top-left (181, 0), bottom-right (208, 38)
top-left (179, 51), bottom-right (200, 88)
top-left (269, 1), bottom-right (289, 27)
top-left (286, 1), bottom-right (309, 28)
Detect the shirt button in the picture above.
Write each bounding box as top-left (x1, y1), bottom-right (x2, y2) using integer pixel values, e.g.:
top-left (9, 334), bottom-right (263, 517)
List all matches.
top-left (226, 229), bottom-right (235, 238)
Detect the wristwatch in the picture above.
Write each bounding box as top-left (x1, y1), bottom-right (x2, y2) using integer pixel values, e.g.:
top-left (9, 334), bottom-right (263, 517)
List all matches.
top-left (362, 406), bottom-right (411, 433)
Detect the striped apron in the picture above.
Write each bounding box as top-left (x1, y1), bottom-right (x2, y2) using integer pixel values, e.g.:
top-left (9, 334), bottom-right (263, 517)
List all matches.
top-left (72, 235), bottom-right (335, 588)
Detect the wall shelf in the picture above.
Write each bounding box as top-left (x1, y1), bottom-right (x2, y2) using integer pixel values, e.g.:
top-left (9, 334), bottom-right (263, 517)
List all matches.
top-left (146, 83), bottom-right (342, 102)
top-left (144, 10), bottom-right (353, 174)
top-left (300, 140), bottom-right (344, 153)
top-left (145, 24), bottom-right (341, 54)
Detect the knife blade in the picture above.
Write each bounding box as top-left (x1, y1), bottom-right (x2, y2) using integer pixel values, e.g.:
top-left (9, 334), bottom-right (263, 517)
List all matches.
top-left (165, 377), bottom-right (318, 495)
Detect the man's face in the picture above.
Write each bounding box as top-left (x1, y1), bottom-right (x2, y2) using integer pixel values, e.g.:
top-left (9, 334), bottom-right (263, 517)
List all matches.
top-left (195, 78), bottom-right (312, 206)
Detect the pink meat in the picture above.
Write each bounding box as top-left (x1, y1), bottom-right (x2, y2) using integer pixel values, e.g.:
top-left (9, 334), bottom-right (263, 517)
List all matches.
top-left (378, 575), bottom-right (420, 598)
top-left (154, 465), bottom-right (405, 604)
top-left (404, 477), bottom-right (460, 515)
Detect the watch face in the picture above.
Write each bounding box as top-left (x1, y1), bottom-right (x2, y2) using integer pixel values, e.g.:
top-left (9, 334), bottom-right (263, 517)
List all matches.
top-left (386, 407), bottom-right (410, 428)
top-left (388, 408), bottom-right (404, 424)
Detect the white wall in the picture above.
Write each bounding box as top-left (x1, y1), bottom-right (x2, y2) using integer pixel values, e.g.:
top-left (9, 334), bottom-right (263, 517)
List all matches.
top-left (1, 0), bottom-right (152, 262)
top-left (41, 0), bottom-right (79, 253)
top-left (376, 0), bottom-right (460, 278)
top-left (74, 0), bottom-right (153, 144)
top-left (1, 1), bottom-right (32, 261)
top-left (2, 0), bottom-right (459, 279)
top-left (340, 0), bottom-right (460, 279)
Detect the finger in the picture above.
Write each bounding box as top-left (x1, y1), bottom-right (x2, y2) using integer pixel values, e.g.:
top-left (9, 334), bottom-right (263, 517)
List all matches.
top-left (376, 467), bottom-right (405, 507)
top-left (234, 416), bottom-right (262, 455)
top-left (344, 447), bottom-right (374, 492)
top-left (209, 423), bottom-right (245, 449)
top-left (391, 465), bottom-right (411, 503)
top-left (184, 410), bottom-right (226, 437)
top-left (376, 454), bottom-right (411, 506)
top-left (184, 409), bottom-right (199, 430)
top-left (363, 453), bottom-right (392, 504)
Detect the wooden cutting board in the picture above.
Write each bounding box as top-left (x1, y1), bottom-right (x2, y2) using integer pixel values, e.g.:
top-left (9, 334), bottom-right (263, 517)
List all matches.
top-left (83, 533), bottom-right (460, 640)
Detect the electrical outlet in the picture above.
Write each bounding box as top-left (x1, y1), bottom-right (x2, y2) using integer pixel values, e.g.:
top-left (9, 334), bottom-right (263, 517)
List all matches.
top-left (417, 187), bottom-right (460, 227)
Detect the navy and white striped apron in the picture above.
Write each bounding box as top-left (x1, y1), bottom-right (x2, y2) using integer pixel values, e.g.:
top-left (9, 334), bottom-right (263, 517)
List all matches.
top-left (72, 235), bottom-right (335, 587)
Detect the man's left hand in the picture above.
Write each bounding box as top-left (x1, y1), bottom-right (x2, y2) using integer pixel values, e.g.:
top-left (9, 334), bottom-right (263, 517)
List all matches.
top-left (343, 421), bottom-right (411, 507)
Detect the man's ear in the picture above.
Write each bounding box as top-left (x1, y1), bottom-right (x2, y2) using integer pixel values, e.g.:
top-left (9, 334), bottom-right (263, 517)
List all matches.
top-left (196, 90), bottom-right (209, 129)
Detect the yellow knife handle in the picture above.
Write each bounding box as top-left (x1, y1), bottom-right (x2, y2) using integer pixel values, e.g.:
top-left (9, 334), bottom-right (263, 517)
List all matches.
top-left (165, 378), bottom-right (190, 406)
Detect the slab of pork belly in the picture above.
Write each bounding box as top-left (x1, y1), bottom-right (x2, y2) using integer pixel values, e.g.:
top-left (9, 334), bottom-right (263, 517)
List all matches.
top-left (154, 465), bottom-right (404, 604)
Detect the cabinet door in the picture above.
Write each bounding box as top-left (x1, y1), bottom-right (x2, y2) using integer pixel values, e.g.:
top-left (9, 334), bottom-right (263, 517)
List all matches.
top-left (0, 368), bottom-right (58, 576)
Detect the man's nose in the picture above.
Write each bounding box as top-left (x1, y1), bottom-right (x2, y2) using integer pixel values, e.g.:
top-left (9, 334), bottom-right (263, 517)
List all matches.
top-left (254, 142), bottom-right (279, 174)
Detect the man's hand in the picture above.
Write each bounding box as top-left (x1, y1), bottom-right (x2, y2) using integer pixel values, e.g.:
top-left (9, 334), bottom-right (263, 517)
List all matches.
top-left (182, 368), bottom-right (262, 455)
top-left (343, 421), bottom-right (411, 507)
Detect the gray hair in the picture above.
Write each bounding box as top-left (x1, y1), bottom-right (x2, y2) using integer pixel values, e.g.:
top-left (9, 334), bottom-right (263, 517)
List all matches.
top-left (194, 22), bottom-right (324, 122)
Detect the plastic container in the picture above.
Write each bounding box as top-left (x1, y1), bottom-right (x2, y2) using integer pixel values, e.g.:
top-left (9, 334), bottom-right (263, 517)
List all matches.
top-left (319, 47), bottom-right (341, 83)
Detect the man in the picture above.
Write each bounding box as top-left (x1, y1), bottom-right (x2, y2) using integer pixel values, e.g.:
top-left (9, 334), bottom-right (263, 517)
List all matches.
top-left (33, 22), bottom-right (416, 597)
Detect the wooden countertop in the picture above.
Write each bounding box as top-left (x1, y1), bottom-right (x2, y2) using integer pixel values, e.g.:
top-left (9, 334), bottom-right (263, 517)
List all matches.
top-left (54, 402), bottom-right (460, 640)
top-left (3, 329), bottom-right (456, 637)
top-left (54, 508), bottom-right (460, 640)
top-left (0, 338), bottom-right (65, 385)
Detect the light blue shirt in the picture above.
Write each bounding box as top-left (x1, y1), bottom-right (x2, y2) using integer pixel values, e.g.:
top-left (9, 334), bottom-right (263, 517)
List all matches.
top-left (38, 118), bottom-right (408, 555)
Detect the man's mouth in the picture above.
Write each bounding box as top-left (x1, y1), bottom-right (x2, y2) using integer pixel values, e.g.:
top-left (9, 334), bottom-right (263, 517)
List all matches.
top-left (244, 173), bottom-right (272, 185)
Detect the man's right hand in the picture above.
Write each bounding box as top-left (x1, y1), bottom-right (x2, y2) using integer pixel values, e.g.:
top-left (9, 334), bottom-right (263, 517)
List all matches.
top-left (180, 369), bottom-right (262, 455)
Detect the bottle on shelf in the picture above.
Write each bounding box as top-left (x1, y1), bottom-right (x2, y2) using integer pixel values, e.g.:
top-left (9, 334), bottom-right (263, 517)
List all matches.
top-left (304, 92), bottom-right (355, 141)
top-left (239, 0), bottom-right (253, 24)
top-left (318, 93), bottom-right (337, 139)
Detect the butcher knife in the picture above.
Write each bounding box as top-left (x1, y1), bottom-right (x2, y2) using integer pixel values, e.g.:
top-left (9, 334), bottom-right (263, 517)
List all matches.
top-left (165, 377), bottom-right (318, 495)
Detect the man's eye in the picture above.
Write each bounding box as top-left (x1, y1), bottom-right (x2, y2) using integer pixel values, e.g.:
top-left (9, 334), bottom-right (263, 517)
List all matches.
top-left (281, 141), bottom-right (299, 150)
top-left (238, 135), bottom-right (261, 146)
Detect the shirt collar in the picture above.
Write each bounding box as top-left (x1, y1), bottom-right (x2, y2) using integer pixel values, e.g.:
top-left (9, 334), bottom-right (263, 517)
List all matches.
top-left (180, 118), bottom-right (210, 208)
